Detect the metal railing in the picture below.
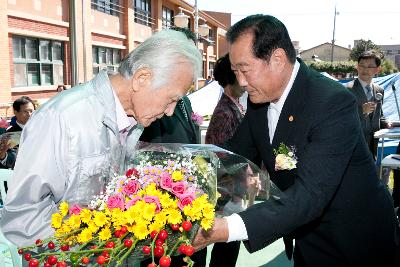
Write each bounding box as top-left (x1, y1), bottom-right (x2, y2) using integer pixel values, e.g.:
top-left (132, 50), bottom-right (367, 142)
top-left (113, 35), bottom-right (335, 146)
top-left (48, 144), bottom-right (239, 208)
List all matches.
top-left (91, 0), bottom-right (124, 16)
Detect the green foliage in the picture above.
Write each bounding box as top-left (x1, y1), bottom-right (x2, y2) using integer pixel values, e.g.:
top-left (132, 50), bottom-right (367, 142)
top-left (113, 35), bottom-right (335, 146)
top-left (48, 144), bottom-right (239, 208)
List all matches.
top-left (306, 61), bottom-right (356, 76)
top-left (349, 39), bottom-right (383, 61)
top-left (379, 59), bottom-right (399, 76)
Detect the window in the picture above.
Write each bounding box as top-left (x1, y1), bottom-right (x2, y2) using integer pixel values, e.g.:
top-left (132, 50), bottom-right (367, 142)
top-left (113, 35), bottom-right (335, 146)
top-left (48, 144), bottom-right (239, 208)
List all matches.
top-left (209, 61), bottom-right (215, 77)
top-left (12, 36), bottom-right (64, 87)
top-left (162, 6), bottom-right (173, 29)
top-left (134, 0), bottom-right (151, 26)
top-left (91, 0), bottom-right (121, 16)
top-left (92, 46), bottom-right (121, 77)
top-left (208, 28), bottom-right (215, 41)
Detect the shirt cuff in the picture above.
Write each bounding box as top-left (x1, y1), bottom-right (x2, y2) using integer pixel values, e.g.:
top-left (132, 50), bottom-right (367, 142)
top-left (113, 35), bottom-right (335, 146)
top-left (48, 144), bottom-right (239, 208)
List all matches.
top-left (225, 213), bottom-right (248, 242)
top-left (0, 153), bottom-right (8, 165)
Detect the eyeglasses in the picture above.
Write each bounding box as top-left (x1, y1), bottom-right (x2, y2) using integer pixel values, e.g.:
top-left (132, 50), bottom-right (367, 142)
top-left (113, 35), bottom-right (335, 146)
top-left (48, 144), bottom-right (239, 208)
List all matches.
top-left (358, 65), bottom-right (378, 69)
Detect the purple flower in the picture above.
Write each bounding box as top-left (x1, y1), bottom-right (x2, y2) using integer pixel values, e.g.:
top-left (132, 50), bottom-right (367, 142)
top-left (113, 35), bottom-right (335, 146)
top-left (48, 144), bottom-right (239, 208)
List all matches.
top-left (191, 112), bottom-right (203, 126)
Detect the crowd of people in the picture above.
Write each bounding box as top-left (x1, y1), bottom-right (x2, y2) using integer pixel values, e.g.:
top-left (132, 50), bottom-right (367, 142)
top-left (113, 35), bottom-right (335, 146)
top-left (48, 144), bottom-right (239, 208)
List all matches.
top-left (0, 14), bottom-right (398, 267)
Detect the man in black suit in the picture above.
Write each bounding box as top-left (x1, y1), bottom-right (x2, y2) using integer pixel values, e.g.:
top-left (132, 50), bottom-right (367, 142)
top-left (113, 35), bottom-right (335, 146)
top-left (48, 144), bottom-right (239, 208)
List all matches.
top-left (347, 50), bottom-right (385, 158)
top-left (0, 96), bottom-right (35, 169)
top-left (140, 96), bottom-right (199, 144)
top-left (193, 15), bottom-right (398, 267)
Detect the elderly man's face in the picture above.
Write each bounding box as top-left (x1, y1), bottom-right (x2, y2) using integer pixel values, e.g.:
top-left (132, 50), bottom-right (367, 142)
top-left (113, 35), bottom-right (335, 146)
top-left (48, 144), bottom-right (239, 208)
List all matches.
top-left (229, 33), bottom-right (286, 103)
top-left (132, 63), bottom-right (194, 127)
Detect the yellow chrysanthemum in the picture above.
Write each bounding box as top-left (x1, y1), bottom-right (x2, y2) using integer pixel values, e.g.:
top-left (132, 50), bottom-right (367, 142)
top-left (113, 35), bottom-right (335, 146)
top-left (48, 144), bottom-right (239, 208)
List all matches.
top-left (133, 222), bottom-right (149, 240)
top-left (142, 203), bottom-right (156, 221)
top-left (60, 223), bottom-right (72, 234)
top-left (172, 170), bottom-right (184, 181)
top-left (67, 215), bottom-right (82, 229)
top-left (201, 218), bottom-right (214, 230)
top-left (87, 220), bottom-right (99, 233)
top-left (93, 211), bottom-right (109, 227)
top-left (166, 208), bottom-right (183, 224)
top-left (98, 227), bottom-right (112, 241)
top-left (202, 203), bottom-right (215, 219)
top-left (51, 213), bottom-right (63, 229)
top-left (79, 209), bottom-right (92, 224)
top-left (59, 202), bottom-right (69, 217)
top-left (148, 220), bottom-right (164, 234)
top-left (77, 228), bottom-right (93, 243)
top-left (153, 211), bottom-right (168, 225)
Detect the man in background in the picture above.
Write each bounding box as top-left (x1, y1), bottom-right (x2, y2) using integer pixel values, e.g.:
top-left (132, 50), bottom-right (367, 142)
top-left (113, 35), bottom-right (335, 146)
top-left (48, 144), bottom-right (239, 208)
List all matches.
top-left (347, 50), bottom-right (385, 158)
top-left (0, 96), bottom-right (36, 169)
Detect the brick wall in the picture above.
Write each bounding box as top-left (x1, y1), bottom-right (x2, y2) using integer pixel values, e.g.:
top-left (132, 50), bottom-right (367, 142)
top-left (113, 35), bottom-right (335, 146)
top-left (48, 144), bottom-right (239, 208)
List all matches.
top-left (8, 16), bottom-right (68, 36)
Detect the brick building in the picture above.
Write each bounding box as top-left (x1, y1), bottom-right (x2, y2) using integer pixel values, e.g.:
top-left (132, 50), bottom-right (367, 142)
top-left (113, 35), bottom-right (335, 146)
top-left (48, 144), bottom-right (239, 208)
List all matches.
top-left (0, 0), bottom-right (229, 116)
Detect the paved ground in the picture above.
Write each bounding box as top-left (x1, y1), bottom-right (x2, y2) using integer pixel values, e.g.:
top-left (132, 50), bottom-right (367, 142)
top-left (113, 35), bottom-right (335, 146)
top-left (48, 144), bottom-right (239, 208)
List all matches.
top-left (205, 238), bottom-right (293, 267)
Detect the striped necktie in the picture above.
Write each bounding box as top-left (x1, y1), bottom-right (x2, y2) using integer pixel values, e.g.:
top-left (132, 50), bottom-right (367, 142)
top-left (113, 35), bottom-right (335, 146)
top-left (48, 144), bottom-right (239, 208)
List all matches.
top-left (365, 84), bottom-right (373, 101)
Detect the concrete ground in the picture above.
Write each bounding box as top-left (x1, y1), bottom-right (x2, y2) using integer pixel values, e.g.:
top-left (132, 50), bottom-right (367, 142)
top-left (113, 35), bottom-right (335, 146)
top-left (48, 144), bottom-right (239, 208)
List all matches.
top-left (205, 238), bottom-right (293, 267)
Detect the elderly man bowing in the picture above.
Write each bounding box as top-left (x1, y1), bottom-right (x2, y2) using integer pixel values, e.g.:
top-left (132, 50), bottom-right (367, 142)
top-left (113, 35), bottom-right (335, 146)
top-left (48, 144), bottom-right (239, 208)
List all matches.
top-left (193, 15), bottom-right (398, 267)
top-left (1, 30), bottom-right (202, 250)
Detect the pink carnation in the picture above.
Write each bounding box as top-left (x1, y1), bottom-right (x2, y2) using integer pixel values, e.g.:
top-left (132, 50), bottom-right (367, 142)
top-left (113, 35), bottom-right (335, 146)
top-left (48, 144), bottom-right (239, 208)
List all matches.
top-left (160, 172), bottom-right (173, 190)
top-left (171, 181), bottom-right (186, 197)
top-left (143, 196), bottom-right (161, 213)
top-left (69, 204), bottom-right (83, 215)
top-left (107, 194), bottom-right (125, 210)
top-left (122, 179), bottom-right (140, 196)
top-left (177, 193), bottom-right (195, 211)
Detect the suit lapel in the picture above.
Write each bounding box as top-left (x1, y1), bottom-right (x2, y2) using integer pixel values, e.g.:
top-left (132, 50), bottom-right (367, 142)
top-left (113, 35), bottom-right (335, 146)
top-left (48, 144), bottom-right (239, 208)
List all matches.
top-left (175, 98), bottom-right (199, 142)
top-left (272, 62), bottom-right (308, 149)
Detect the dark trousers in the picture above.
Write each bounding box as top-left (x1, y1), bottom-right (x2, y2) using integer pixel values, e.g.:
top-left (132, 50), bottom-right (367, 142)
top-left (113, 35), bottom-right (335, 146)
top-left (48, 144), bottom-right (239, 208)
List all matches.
top-left (209, 241), bottom-right (241, 267)
top-left (140, 247), bottom-right (207, 267)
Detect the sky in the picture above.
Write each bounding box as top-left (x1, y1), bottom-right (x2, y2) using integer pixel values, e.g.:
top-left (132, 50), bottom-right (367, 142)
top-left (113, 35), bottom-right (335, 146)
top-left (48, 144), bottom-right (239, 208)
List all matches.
top-left (193, 0), bottom-right (400, 51)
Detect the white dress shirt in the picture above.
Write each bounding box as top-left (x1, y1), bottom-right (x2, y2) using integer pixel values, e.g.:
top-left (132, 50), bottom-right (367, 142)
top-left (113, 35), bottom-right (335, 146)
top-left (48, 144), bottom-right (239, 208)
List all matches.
top-left (225, 59), bottom-right (301, 242)
top-left (113, 90), bottom-right (137, 144)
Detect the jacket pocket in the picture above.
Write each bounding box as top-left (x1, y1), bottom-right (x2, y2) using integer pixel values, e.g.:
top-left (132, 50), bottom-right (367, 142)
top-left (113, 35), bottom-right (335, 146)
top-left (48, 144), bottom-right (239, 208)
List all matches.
top-left (72, 153), bottom-right (111, 205)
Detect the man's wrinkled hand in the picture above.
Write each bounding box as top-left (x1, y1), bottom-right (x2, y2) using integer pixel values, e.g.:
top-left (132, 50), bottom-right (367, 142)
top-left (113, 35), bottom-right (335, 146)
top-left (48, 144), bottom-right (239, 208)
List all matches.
top-left (192, 217), bottom-right (229, 251)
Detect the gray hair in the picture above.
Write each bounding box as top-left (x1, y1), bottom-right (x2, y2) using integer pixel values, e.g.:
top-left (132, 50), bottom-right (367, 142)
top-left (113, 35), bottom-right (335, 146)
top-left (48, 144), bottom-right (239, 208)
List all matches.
top-left (118, 30), bottom-right (202, 89)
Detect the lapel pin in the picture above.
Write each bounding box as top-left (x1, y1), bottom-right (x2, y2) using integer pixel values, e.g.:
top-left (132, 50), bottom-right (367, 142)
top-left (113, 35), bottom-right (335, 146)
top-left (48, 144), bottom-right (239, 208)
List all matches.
top-left (288, 115), bottom-right (294, 122)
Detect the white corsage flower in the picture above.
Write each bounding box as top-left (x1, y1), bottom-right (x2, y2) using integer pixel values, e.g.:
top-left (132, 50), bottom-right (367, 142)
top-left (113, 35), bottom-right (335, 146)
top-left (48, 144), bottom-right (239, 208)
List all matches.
top-left (273, 143), bottom-right (297, 171)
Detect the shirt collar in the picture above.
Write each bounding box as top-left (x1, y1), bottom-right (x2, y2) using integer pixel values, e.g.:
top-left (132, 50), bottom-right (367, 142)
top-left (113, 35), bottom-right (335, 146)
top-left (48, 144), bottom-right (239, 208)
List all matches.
top-left (357, 78), bottom-right (372, 90)
top-left (16, 121), bottom-right (24, 129)
top-left (269, 59), bottom-right (301, 112)
top-left (112, 90), bottom-right (137, 132)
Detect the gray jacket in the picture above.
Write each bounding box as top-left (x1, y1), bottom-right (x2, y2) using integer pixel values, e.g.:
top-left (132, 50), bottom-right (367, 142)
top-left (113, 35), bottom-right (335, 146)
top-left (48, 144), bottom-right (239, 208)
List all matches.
top-left (1, 71), bottom-right (143, 246)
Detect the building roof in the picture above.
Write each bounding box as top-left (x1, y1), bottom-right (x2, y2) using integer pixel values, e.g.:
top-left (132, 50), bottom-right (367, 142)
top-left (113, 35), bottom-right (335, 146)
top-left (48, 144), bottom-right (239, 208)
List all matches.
top-left (300, 42), bottom-right (351, 54)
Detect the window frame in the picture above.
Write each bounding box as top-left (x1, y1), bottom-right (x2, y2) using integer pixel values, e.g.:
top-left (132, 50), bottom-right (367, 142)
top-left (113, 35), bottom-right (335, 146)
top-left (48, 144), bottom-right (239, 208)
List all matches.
top-left (12, 36), bottom-right (64, 87)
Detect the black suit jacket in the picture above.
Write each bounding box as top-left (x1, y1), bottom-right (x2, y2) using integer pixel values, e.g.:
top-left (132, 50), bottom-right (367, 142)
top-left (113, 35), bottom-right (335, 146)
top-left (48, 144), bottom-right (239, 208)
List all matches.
top-left (226, 60), bottom-right (398, 267)
top-left (348, 79), bottom-right (384, 156)
top-left (0, 124), bottom-right (22, 169)
top-left (140, 96), bottom-right (199, 144)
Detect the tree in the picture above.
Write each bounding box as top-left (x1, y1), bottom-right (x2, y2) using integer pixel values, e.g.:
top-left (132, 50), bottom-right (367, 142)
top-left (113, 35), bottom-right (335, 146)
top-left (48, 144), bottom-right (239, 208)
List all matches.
top-left (349, 39), bottom-right (383, 61)
top-left (379, 59), bottom-right (398, 76)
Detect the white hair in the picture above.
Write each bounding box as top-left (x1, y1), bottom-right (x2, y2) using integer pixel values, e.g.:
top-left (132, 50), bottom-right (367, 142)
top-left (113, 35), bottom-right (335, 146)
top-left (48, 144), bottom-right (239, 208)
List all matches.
top-left (118, 30), bottom-right (202, 89)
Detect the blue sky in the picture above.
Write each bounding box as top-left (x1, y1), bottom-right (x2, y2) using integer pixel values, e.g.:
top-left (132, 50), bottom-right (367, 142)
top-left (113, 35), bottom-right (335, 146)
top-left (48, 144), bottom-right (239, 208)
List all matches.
top-left (194, 0), bottom-right (400, 50)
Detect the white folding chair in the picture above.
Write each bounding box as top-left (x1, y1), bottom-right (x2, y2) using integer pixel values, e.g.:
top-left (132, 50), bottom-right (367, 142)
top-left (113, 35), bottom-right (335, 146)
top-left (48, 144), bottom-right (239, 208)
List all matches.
top-left (0, 168), bottom-right (22, 267)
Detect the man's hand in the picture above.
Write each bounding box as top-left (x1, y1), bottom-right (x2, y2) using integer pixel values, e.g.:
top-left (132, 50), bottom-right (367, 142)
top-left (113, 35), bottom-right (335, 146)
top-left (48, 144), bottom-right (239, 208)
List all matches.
top-left (362, 101), bottom-right (377, 115)
top-left (192, 217), bottom-right (229, 251)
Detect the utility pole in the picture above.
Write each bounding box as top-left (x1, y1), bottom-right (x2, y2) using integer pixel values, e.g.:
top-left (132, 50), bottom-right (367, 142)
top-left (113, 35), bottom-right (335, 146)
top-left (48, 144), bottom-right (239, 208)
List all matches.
top-left (330, 5), bottom-right (338, 63)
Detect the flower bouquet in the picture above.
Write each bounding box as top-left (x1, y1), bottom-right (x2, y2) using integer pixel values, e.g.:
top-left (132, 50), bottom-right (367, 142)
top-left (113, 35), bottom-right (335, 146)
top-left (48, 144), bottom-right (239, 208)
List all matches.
top-left (17, 143), bottom-right (276, 267)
